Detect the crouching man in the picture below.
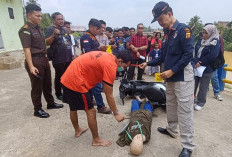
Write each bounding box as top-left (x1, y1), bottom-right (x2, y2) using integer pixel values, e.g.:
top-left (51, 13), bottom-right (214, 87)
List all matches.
top-left (61, 50), bottom-right (132, 147)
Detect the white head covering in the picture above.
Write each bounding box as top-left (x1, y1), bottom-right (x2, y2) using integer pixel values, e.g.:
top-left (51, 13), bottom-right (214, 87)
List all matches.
top-left (197, 25), bottom-right (219, 58)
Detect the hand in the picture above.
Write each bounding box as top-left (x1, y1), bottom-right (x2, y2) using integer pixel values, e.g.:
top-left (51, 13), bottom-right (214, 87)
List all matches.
top-left (29, 66), bottom-right (39, 76)
top-left (99, 46), bottom-right (107, 51)
top-left (53, 28), bottom-right (60, 37)
top-left (195, 61), bottom-right (201, 68)
top-left (114, 113), bottom-right (125, 122)
top-left (139, 63), bottom-right (147, 69)
top-left (136, 52), bottom-right (140, 58)
top-left (160, 70), bottom-right (174, 79)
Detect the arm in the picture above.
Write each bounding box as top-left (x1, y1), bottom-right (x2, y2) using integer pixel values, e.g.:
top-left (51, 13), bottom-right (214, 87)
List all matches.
top-left (102, 82), bottom-right (125, 122)
top-left (24, 48), bottom-right (39, 76)
top-left (45, 27), bottom-right (60, 46)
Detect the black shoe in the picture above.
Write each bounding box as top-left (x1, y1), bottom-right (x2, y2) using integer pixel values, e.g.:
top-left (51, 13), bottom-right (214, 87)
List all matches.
top-left (34, 109), bottom-right (50, 118)
top-left (179, 148), bottom-right (192, 157)
top-left (47, 103), bottom-right (63, 109)
top-left (157, 127), bottom-right (175, 138)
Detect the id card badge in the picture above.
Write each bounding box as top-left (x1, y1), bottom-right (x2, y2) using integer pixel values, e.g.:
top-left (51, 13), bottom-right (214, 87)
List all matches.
top-left (155, 73), bottom-right (163, 82)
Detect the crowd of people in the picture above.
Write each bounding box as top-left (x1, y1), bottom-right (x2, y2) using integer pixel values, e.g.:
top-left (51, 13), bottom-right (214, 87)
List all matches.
top-left (18, 1), bottom-right (225, 157)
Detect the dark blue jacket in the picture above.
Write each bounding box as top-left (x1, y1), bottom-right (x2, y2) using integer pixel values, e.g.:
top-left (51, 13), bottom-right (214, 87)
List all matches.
top-left (193, 39), bottom-right (220, 73)
top-left (147, 21), bottom-right (194, 82)
top-left (80, 30), bottom-right (99, 53)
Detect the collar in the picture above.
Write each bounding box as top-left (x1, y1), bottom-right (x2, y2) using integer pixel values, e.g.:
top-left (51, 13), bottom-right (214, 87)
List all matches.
top-left (163, 20), bottom-right (180, 34)
top-left (27, 22), bottom-right (38, 28)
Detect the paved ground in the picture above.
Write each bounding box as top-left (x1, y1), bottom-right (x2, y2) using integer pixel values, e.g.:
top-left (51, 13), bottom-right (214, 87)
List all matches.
top-left (0, 65), bottom-right (232, 157)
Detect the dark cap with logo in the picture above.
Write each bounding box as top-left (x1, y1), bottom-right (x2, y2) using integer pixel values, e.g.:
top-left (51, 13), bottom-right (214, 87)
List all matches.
top-left (88, 18), bottom-right (102, 29)
top-left (151, 1), bottom-right (169, 23)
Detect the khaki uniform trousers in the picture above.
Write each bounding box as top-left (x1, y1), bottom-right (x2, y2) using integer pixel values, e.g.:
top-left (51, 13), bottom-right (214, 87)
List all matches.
top-left (165, 80), bottom-right (196, 151)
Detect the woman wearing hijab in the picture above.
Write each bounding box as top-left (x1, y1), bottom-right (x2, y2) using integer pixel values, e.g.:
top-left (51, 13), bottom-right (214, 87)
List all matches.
top-left (193, 24), bottom-right (221, 111)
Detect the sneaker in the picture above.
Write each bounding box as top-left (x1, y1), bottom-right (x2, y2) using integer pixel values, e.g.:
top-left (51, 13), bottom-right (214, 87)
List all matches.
top-left (194, 105), bottom-right (202, 111)
top-left (215, 94), bottom-right (223, 101)
top-left (98, 106), bottom-right (112, 114)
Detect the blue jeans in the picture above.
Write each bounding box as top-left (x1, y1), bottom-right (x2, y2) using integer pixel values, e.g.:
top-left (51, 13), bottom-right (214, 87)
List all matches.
top-left (92, 82), bottom-right (105, 110)
top-left (131, 99), bottom-right (153, 113)
top-left (211, 69), bottom-right (220, 95)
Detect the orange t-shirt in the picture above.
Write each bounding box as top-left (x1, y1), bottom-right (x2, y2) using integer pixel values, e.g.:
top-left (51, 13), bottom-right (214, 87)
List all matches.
top-left (61, 51), bottom-right (117, 93)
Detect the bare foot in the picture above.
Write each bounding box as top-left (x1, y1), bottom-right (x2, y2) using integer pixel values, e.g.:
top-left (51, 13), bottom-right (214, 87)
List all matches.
top-left (92, 138), bottom-right (112, 147)
top-left (75, 128), bottom-right (88, 138)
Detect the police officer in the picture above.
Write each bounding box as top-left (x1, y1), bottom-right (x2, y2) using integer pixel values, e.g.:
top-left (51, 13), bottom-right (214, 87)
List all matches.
top-left (45, 12), bottom-right (73, 100)
top-left (80, 18), bottom-right (111, 114)
top-left (18, 4), bottom-right (63, 118)
top-left (140, 2), bottom-right (195, 157)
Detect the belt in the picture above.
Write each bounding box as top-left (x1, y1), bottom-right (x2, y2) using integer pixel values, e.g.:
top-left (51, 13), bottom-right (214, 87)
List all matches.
top-left (31, 53), bottom-right (46, 57)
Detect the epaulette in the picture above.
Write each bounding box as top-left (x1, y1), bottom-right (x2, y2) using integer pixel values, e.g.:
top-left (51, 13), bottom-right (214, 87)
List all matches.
top-left (23, 24), bottom-right (28, 29)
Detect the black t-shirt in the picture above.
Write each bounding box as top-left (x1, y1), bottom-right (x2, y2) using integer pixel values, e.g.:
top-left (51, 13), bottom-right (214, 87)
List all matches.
top-left (45, 26), bottom-right (72, 64)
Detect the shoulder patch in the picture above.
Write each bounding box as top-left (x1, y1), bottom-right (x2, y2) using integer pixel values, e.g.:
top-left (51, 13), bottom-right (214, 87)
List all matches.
top-left (23, 31), bottom-right (30, 35)
top-left (184, 28), bottom-right (192, 39)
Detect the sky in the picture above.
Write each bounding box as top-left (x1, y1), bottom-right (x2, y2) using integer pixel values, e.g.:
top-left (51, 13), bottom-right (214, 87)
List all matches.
top-left (29, 0), bottom-right (232, 29)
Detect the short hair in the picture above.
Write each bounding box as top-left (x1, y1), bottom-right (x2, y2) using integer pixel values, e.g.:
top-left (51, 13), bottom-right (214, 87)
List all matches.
top-left (137, 23), bottom-right (144, 28)
top-left (122, 27), bottom-right (129, 31)
top-left (114, 29), bottom-right (119, 33)
top-left (106, 27), bottom-right (113, 33)
top-left (115, 50), bottom-right (133, 63)
top-left (118, 29), bottom-right (123, 32)
top-left (64, 21), bottom-right (71, 25)
top-left (51, 12), bottom-right (63, 20)
top-left (130, 27), bottom-right (135, 31)
top-left (155, 32), bottom-right (161, 37)
top-left (25, 4), bottom-right (41, 14)
top-left (147, 35), bottom-right (152, 38)
top-left (99, 20), bottom-right (106, 25)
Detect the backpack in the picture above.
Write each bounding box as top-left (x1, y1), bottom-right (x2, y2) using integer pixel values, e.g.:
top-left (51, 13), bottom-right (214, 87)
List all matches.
top-left (210, 48), bottom-right (225, 69)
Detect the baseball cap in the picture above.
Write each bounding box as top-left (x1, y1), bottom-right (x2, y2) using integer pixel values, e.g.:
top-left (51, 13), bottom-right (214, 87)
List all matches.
top-left (88, 18), bottom-right (102, 29)
top-left (151, 1), bottom-right (169, 23)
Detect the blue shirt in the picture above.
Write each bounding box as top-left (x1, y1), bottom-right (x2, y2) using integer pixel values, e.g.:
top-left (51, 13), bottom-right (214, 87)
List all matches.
top-left (80, 31), bottom-right (99, 53)
top-left (147, 20), bottom-right (194, 82)
top-left (149, 49), bottom-right (161, 60)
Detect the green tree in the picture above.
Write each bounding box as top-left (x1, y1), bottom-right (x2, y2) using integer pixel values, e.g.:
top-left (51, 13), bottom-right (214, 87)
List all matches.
top-left (40, 13), bottom-right (52, 32)
top-left (188, 15), bottom-right (203, 42)
top-left (26, 0), bottom-right (40, 6)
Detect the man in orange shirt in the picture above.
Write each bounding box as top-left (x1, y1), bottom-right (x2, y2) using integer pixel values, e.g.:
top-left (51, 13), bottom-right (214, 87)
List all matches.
top-left (61, 50), bottom-right (132, 147)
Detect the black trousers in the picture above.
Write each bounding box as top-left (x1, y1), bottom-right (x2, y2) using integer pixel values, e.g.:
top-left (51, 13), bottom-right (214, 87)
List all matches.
top-left (127, 59), bottom-right (145, 80)
top-left (52, 62), bottom-right (71, 97)
top-left (25, 57), bottom-right (54, 111)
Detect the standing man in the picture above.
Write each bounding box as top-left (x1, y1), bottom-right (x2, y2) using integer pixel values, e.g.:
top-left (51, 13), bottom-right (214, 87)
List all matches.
top-left (127, 23), bottom-right (148, 80)
top-left (61, 50), bottom-right (132, 146)
top-left (64, 21), bottom-right (76, 58)
top-left (140, 2), bottom-right (195, 157)
top-left (45, 12), bottom-right (73, 101)
top-left (18, 4), bottom-right (63, 118)
top-left (96, 20), bottom-right (108, 47)
top-left (80, 18), bottom-right (111, 114)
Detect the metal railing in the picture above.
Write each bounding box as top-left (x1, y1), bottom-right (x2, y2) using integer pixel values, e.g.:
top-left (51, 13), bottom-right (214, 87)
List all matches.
top-left (222, 67), bottom-right (232, 84)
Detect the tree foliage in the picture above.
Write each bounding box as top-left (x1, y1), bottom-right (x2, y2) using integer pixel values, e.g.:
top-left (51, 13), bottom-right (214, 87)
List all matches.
top-left (188, 15), bottom-right (203, 42)
top-left (40, 13), bottom-right (52, 32)
top-left (26, 0), bottom-right (40, 6)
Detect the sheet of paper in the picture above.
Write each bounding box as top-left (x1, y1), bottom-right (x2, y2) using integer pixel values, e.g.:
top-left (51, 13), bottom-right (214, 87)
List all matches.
top-left (194, 66), bottom-right (206, 77)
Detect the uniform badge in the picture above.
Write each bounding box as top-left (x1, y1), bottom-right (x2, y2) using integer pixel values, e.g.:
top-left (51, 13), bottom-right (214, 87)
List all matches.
top-left (185, 28), bottom-right (192, 39)
top-left (173, 31), bottom-right (178, 38)
top-left (83, 40), bottom-right (89, 43)
top-left (23, 31), bottom-right (30, 35)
